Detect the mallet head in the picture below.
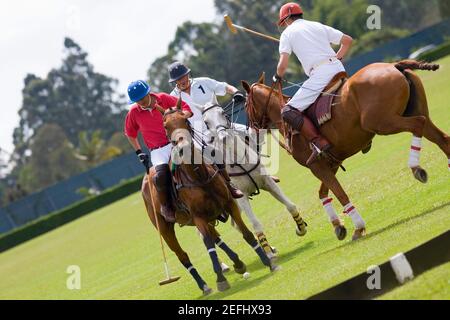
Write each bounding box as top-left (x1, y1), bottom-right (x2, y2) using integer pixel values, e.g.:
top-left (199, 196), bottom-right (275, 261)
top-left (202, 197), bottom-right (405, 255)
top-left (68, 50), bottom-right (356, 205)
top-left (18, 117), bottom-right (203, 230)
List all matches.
top-left (224, 14), bottom-right (237, 34)
top-left (159, 276), bottom-right (181, 286)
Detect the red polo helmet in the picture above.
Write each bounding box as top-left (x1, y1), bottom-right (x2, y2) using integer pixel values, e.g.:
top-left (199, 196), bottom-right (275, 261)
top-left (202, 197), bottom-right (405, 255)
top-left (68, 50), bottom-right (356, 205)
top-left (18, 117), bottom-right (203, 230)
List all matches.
top-left (278, 2), bottom-right (304, 26)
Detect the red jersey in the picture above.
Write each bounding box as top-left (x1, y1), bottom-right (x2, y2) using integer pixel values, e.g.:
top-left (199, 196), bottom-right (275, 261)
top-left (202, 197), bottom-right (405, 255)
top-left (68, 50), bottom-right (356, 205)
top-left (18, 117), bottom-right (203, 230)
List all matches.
top-left (124, 93), bottom-right (192, 150)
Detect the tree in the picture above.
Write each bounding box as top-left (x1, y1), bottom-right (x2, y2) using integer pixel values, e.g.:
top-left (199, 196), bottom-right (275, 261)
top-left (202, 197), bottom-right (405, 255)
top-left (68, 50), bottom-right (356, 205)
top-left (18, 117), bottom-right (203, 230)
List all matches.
top-left (438, 0), bottom-right (450, 19)
top-left (74, 130), bottom-right (122, 167)
top-left (372, 0), bottom-right (441, 30)
top-left (17, 124), bottom-right (84, 192)
top-left (107, 132), bottom-right (133, 154)
top-left (13, 38), bottom-right (127, 156)
top-left (147, 0), bottom-right (379, 91)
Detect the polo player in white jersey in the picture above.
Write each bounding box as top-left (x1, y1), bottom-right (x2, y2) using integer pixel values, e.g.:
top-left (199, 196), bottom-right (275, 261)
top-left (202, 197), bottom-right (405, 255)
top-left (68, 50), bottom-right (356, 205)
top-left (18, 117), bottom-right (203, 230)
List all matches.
top-left (273, 2), bottom-right (353, 166)
top-left (168, 61), bottom-right (246, 134)
top-left (168, 61), bottom-right (245, 199)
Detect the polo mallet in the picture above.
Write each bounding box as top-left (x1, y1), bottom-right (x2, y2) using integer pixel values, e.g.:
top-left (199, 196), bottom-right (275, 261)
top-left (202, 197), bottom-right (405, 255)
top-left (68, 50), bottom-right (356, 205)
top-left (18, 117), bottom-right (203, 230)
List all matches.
top-left (146, 168), bottom-right (181, 286)
top-left (224, 14), bottom-right (280, 43)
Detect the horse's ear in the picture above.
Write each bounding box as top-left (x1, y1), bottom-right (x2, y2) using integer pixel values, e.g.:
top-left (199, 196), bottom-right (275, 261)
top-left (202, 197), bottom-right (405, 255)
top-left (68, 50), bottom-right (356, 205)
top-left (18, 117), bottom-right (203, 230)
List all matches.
top-left (241, 81), bottom-right (251, 94)
top-left (258, 72), bottom-right (265, 84)
top-left (176, 95), bottom-right (182, 110)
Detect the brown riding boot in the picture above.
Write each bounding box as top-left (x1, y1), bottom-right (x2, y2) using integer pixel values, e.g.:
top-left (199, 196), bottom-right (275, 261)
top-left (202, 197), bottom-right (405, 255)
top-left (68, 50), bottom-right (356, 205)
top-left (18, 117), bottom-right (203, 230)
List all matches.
top-left (281, 105), bottom-right (332, 166)
top-left (153, 164), bottom-right (176, 223)
top-left (301, 115), bottom-right (332, 165)
top-left (217, 165), bottom-right (244, 199)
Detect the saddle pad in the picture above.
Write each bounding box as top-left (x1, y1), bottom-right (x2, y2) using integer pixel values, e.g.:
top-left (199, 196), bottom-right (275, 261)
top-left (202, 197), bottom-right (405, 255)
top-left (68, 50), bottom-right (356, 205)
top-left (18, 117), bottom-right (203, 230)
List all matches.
top-left (305, 74), bottom-right (347, 128)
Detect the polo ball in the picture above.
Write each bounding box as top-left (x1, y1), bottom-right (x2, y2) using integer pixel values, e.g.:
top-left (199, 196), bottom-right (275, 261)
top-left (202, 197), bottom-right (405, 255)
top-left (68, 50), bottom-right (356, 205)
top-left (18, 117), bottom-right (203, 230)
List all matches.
top-left (243, 272), bottom-right (250, 279)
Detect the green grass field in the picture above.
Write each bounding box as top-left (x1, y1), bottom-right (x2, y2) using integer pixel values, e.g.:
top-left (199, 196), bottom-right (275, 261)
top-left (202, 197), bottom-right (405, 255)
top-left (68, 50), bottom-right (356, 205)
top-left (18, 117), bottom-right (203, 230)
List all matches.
top-left (0, 57), bottom-right (449, 300)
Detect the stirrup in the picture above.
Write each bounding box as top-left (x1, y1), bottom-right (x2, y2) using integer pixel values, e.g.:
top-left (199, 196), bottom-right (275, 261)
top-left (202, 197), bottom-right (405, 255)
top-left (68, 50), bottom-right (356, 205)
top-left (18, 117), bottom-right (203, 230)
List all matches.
top-left (306, 143), bottom-right (331, 166)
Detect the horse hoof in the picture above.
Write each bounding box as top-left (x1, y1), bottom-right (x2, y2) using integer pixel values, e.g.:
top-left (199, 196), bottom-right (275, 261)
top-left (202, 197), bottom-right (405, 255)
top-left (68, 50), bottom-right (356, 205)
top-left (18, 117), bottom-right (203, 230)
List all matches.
top-left (270, 263), bottom-right (281, 273)
top-left (334, 225), bottom-right (347, 241)
top-left (412, 167), bottom-right (428, 184)
top-left (296, 223), bottom-right (308, 237)
top-left (233, 261), bottom-right (247, 274)
top-left (362, 142), bottom-right (372, 154)
top-left (267, 251), bottom-right (278, 262)
top-left (203, 285), bottom-right (213, 296)
top-left (217, 280), bottom-right (231, 292)
top-left (221, 262), bottom-right (230, 273)
top-left (352, 228), bottom-right (367, 241)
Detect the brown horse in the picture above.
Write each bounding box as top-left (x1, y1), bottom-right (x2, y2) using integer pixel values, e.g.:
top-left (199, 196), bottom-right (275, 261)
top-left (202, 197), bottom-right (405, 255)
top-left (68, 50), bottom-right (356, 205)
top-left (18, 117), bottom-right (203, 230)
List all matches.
top-left (141, 98), bottom-right (279, 295)
top-left (242, 60), bottom-right (449, 241)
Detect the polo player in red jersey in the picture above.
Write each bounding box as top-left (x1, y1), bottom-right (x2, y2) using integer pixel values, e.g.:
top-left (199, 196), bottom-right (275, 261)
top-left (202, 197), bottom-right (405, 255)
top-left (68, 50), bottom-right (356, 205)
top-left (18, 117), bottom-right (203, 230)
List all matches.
top-left (124, 80), bottom-right (243, 223)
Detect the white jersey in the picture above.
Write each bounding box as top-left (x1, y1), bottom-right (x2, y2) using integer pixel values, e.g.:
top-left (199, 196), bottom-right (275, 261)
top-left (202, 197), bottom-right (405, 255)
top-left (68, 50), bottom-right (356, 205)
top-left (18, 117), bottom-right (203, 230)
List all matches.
top-left (279, 19), bottom-right (344, 76)
top-left (171, 77), bottom-right (228, 133)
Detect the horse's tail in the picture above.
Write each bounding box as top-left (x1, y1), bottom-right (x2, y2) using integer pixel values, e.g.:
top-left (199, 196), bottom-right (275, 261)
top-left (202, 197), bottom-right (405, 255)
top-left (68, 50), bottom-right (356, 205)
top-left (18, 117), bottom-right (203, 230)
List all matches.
top-left (394, 60), bottom-right (433, 117)
top-left (395, 59), bottom-right (439, 72)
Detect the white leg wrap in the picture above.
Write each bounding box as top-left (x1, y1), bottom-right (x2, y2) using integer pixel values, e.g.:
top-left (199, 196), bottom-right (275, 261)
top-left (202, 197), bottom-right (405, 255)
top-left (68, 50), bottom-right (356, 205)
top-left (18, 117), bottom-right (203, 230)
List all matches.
top-left (321, 198), bottom-right (339, 222)
top-left (343, 203), bottom-right (366, 229)
top-left (448, 158), bottom-right (450, 171)
top-left (408, 136), bottom-right (422, 168)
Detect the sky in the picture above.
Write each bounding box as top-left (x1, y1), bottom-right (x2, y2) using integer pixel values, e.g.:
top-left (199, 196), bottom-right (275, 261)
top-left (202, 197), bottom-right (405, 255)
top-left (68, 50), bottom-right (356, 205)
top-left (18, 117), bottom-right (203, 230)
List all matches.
top-left (0, 0), bottom-right (217, 158)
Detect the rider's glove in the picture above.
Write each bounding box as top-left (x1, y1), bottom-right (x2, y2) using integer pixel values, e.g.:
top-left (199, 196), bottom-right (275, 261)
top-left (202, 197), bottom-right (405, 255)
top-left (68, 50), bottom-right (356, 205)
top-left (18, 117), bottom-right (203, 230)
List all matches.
top-left (272, 74), bottom-right (283, 84)
top-left (136, 149), bottom-right (150, 171)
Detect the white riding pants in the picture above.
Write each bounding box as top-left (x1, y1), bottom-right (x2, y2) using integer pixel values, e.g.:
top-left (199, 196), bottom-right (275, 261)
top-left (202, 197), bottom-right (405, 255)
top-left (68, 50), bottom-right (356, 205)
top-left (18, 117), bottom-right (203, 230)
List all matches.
top-left (150, 143), bottom-right (172, 167)
top-left (288, 60), bottom-right (345, 112)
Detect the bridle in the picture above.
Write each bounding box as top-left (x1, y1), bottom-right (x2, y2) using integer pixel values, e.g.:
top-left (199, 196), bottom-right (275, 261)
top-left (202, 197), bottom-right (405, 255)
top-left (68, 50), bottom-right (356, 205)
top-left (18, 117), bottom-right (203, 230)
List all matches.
top-left (202, 104), bottom-right (231, 136)
top-left (245, 81), bottom-right (284, 131)
top-left (163, 108), bottom-right (194, 146)
top-left (203, 102), bottom-right (263, 197)
top-left (163, 107), bottom-right (221, 191)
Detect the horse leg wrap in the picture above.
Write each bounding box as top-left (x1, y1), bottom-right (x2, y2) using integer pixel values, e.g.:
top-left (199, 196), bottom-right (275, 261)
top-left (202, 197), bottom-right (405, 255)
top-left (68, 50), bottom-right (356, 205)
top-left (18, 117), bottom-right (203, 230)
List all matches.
top-left (408, 136), bottom-right (422, 168)
top-left (256, 232), bottom-right (271, 255)
top-left (281, 105), bottom-right (305, 129)
top-left (249, 238), bottom-right (271, 267)
top-left (321, 197), bottom-right (339, 222)
top-left (343, 203), bottom-right (366, 229)
top-left (215, 238), bottom-right (239, 262)
top-left (204, 237), bottom-right (222, 275)
top-left (182, 262), bottom-right (206, 291)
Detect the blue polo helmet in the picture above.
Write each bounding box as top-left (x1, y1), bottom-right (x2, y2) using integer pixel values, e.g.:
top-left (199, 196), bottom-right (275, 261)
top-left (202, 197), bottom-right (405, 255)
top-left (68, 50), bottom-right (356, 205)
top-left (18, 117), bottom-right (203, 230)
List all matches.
top-left (127, 80), bottom-right (151, 104)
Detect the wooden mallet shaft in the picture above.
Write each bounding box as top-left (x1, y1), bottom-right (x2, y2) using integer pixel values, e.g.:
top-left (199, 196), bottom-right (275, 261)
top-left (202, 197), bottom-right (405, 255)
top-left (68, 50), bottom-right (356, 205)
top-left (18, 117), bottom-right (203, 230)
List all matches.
top-left (146, 171), bottom-right (181, 286)
top-left (224, 14), bottom-right (279, 43)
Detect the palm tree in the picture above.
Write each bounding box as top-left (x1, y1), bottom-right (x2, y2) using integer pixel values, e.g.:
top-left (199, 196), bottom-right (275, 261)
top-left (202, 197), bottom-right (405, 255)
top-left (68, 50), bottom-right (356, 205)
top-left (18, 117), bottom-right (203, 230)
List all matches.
top-left (74, 130), bottom-right (122, 167)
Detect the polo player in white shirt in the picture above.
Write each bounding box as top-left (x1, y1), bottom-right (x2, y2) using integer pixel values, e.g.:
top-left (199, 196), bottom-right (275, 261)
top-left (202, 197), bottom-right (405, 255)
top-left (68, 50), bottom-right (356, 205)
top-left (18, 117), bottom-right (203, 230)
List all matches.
top-left (274, 2), bottom-right (353, 166)
top-left (168, 61), bottom-right (246, 133)
top-left (168, 61), bottom-right (245, 199)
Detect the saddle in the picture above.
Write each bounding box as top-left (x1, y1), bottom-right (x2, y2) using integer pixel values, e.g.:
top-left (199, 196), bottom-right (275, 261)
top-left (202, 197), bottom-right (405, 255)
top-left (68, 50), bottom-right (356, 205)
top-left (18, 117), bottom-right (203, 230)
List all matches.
top-left (305, 72), bottom-right (348, 128)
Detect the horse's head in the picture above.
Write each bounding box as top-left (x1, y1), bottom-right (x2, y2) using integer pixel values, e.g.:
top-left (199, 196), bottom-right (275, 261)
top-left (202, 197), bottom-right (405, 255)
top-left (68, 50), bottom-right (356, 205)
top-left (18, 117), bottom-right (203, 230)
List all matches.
top-left (241, 72), bottom-right (285, 130)
top-left (202, 102), bottom-right (231, 144)
top-left (162, 96), bottom-right (192, 151)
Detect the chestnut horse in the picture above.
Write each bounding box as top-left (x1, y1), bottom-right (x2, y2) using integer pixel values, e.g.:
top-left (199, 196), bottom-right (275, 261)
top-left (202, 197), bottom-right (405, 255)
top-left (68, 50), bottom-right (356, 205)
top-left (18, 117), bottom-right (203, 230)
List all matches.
top-left (142, 99), bottom-right (279, 295)
top-left (242, 60), bottom-right (449, 241)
